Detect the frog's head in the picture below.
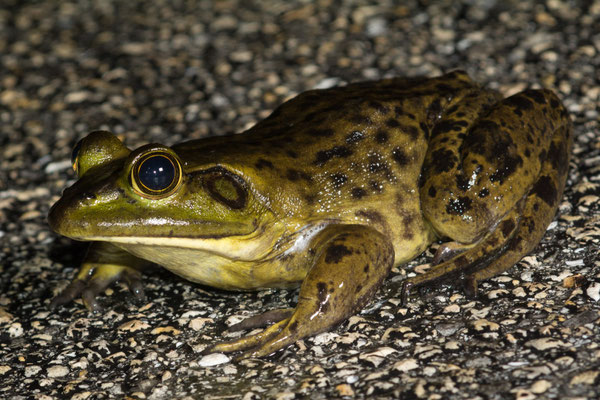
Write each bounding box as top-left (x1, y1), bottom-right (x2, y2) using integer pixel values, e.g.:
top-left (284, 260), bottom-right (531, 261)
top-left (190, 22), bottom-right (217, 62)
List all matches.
top-left (48, 131), bottom-right (279, 260)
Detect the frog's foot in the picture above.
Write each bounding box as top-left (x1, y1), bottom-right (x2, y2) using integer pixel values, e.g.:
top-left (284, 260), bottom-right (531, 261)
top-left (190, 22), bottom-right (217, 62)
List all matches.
top-left (50, 242), bottom-right (147, 311)
top-left (206, 225), bottom-right (395, 360)
top-left (50, 264), bottom-right (144, 311)
top-left (227, 308), bottom-right (294, 332)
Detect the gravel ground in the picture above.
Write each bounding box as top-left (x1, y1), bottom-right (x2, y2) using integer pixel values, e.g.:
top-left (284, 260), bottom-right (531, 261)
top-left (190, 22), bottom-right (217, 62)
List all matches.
top-left (1, 0), bottom-right (599, 399)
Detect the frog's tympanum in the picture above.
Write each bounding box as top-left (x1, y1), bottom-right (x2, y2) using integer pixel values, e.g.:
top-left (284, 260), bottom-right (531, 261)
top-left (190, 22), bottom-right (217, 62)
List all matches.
top-left (49, 71), bottom-right (571, 359)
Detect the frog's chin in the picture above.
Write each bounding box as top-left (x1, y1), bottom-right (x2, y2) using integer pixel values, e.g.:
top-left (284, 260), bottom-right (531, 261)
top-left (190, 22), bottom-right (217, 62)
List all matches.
top-left (81, 233), bottom-right (277, 262)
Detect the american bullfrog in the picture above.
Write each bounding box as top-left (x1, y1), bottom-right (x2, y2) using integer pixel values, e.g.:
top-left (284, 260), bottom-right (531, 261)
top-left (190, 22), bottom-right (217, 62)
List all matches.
top-left (48, 71), bottom-right (572, 359)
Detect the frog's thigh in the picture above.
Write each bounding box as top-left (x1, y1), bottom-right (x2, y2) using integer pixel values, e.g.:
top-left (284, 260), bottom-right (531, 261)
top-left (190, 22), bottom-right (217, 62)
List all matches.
top-left (421, 89), bottom-right (566, 243)
top-left (408, 90), bottom-right (571, 298)
top-left (464, 118), bottom-right (571, 293)
top-left (210, 224), bottom-right (394, 359)
top-left (51, 242), bottom-right (148, 311)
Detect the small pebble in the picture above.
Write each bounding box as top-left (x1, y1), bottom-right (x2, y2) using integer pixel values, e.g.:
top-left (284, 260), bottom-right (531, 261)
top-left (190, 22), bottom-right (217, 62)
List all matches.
top-left (198, 353), bottom-right (230, 367)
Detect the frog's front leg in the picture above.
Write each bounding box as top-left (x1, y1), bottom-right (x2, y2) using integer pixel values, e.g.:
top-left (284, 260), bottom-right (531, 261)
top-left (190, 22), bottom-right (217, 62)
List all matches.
top-left (50, 242), bottom-right (148, 311)
top-left (208, 224), bottom-right (395, 359)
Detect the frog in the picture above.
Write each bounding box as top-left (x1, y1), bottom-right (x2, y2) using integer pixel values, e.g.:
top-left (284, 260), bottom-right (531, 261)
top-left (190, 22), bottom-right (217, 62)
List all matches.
top-left (48, 71), bottom-right (572, 359)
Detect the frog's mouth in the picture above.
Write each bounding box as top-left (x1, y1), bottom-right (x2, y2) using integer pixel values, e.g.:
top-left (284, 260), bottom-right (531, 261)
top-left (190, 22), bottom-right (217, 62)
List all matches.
top-left (82, 227), bottom-right (278, 262)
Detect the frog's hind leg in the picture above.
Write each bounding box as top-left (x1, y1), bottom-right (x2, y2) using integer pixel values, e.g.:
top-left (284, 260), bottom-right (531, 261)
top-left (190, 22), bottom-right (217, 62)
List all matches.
top-left (206, 225), bottom-right (394, 359)
top-left (462, 117), bottom-right (572, 295)
top-left (406, 89), bottom-right (572, 300)
top-left (404, 145), bottom-right (567, 300)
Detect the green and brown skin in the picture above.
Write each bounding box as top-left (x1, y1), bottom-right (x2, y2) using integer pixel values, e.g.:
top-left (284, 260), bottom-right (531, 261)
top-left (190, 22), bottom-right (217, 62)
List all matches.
top-left (48, 71), bottom-right (572, 359)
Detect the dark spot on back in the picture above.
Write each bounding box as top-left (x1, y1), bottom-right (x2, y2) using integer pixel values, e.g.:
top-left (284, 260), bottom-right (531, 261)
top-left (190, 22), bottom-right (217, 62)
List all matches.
top-left (490, 154), bottom-right (523, 184)
top-left (431, 120), bottom-right (468, 139)
top-left (287, 169), bottom-right (312, 182)
top-left (506, 94), bottom-right (534, 116)
top-left (315, 146), bottom-right (352, 166)
top-left (386, 118), bottom-right (400, 128)
top-left (325, 244), bottom-right (353, 264)
top-left (446, 196), bottom-right (473, 215)
top-left (287, 150), bottom-right (298, 158)
top-left (430, 149), bottom-right (457, 173)
top-left (392, 147), bottom-right (410, 166)
top-left (455, 174), bottom-right (470, 191)
top-left (255, 158), bottom-right (274, 170)
top-left (375, 130), bottom-right (389, 143)
top-left (330, 173), bottom-right (348, 188)
top-left (478, 188), bottom-right (489, 198)
top-left (401, 124), bottom-right (420, 140)
top-left (428, 186), bottom-right (437, 197)
top-left (355, 209), bottom-right (384, 225)
top-left (427, 98), bottom-right (443, 121)
top-left (351, 187), bottom-right (367, 199)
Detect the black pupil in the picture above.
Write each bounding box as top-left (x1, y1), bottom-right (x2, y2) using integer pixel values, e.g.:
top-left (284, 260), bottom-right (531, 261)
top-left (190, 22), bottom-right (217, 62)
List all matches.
top-left (138, 155), bottom-right (175, 191)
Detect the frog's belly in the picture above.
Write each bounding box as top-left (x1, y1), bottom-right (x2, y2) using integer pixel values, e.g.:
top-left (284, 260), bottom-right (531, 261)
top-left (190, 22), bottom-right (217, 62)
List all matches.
top-left (115, 243), bottom-right (303, 291)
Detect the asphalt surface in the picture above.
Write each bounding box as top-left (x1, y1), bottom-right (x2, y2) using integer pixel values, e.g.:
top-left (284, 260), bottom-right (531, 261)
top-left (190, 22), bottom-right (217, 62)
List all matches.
top-left (1, 1), bottom-right (599, 399)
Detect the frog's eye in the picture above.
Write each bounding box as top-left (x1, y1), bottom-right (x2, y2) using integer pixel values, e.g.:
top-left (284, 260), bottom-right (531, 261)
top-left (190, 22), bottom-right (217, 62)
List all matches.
top-left (202, 168), bottom-right (247, 209)
top-left (131, 152), bottom-right (182, 199)
top-left (71, 139), bottom-right (83, 174)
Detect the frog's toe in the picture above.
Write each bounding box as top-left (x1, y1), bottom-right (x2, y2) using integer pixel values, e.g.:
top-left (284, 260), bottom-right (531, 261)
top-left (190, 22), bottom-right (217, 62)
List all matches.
top-left (49, 279), bottom-right (87, 309)
top-left (80, 276), bottom-right (115, 311)
top-left (228, 308), bottom-right (294, 332)
top-left (121, 268), bottom-right (145, 300)
top-left (51, 263), bottom-right (145, 311)
top-left (206, 319), bottom-right (288, 355)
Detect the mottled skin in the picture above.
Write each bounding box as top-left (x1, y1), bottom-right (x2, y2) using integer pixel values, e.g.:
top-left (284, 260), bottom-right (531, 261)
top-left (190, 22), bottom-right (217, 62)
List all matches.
top-left (48, 71), bottom-right (571, 359)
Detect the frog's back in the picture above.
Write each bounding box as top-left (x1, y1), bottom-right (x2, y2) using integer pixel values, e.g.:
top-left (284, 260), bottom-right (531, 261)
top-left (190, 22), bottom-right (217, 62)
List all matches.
top-left (174, 71), bottom-right (481, 262)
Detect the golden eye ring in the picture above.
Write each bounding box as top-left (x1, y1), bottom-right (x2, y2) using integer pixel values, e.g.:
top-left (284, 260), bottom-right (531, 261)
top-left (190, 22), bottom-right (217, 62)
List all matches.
top-left (131, 151), bottom-right (182, 199)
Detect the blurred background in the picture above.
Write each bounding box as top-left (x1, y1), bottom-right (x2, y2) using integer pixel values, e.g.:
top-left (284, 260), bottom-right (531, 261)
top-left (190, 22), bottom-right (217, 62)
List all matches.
top-left (1, 1), bottom-right (599, 398)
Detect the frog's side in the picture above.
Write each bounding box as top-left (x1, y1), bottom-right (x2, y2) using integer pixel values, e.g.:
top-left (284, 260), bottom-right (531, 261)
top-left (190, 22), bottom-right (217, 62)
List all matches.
top-left (48, 71), bottom-right (571, 359)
